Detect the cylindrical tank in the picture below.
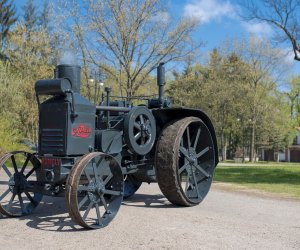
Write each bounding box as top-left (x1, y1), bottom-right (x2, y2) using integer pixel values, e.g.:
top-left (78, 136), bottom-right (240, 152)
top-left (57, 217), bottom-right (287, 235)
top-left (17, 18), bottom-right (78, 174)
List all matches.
top-left (56, 64), bottom-right (81, 93)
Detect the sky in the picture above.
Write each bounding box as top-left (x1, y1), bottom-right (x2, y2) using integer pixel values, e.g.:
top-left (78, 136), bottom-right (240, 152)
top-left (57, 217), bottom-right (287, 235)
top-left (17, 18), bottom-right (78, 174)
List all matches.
top-left (15, 0), bottom-right (300, 75)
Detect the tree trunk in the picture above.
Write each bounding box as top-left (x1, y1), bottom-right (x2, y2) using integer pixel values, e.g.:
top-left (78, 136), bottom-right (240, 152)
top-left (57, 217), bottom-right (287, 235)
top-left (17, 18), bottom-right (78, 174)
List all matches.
top-left (250, 123), bottom-right (255, 162)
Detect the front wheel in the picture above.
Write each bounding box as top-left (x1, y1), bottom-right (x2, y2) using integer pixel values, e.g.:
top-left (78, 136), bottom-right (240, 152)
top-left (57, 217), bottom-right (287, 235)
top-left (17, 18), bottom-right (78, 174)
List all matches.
top-left (66, 152), bottom-right (124, 229)
top-left (155, 117), bottom-right (216, 206)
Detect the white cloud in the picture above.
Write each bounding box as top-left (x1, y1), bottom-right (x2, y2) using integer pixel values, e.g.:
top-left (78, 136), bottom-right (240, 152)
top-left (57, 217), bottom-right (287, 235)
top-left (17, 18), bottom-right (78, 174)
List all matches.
top-left (241, 22), bottom-right (273, 37)
top-left (183, 0), bottom-right (236, 23)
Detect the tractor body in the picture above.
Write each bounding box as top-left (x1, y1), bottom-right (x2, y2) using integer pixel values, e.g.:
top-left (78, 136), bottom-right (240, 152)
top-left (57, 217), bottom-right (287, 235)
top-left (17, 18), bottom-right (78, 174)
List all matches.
top-left (0, 63), bottom-right (218, 229)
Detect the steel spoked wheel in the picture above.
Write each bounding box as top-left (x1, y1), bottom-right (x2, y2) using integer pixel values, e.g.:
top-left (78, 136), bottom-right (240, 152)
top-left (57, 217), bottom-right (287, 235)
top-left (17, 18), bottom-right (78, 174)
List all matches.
top-left (155, 117), bottom-right (216, 206)
top-left (124, 106), bottom-right (156, 155)
top-left (66, 152), bottom-right (124, 229)
top-left (0, 151), bottom-right (43, 216)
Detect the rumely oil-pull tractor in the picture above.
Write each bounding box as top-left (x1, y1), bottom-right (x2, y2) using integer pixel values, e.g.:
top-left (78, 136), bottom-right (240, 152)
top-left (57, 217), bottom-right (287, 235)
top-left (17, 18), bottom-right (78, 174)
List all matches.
top-left (0, 63), bottom-right (218, 229)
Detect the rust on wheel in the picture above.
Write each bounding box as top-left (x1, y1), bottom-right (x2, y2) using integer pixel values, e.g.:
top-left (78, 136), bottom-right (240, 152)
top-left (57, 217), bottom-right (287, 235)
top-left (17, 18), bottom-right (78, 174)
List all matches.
top-left (0, 151), bottom-right (43, 216)
top-left (155, 117), bottom-right (216, 206)
top-left (66, 152), bottom-right (124, 229)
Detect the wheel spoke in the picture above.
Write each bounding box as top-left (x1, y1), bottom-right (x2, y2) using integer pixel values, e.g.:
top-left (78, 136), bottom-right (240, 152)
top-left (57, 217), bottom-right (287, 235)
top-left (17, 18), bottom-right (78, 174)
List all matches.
top-left (95, 202), bottom-right (101, 225)
top-left (179, 146), bottom-right (189, 158)
top-left (134, 132), bottom-right (141, 140)
top-left (193, 128), bottom-right (201, 148)
top-left (25, 167), bottom-right (38, 179)
top-left (186, 127), bottom-right (191, 150)
top-left (84, 169), bottom-right (92, 182)
top-left (140, 136), bottom-right (145, 145)
top-left (25, 192), bottom-right (37, 206)
top-left (78, 185), bottom-right (90, 191)
top-left (178, 163), bottom-right (189, 175)
top-left (78, 195), bottom-right (89, 209)
top-left (185, 172), bottom-right (190, 193)
top-left (0, 181), bottom-right (9, 185)
top-left (82, 201), bottom-right (94, 220)
top-left (11, 155), bottom-right (18, 173)
top-left (92, 160), bottom-right (100, 182)
top-left (0, 188), bottom-right (10, 201)
top-left (18, 193), bottom-right (26, 214)
top-left (195, 147), bottom-right (210, 159)
top-left (100, 194), bottom-right (108, 210)
top-left (6, 193), bottom-right (16, 211)
top-left (103, 173), bottom-right (113, 186)
top-left (194, 164), bottom-right (210, 178)
top-left (139, 115), bottom-right (145, 125)
top-left (2, 164), bottom-right (12, 177)
top-left (20, 155), bottom-right (31, 174)
top-left (134, 122), bottom-right (141, 130)
top-left (103, 189), bottom-right (121, 196)
top-left (192, 170), bottom-right (202, 199)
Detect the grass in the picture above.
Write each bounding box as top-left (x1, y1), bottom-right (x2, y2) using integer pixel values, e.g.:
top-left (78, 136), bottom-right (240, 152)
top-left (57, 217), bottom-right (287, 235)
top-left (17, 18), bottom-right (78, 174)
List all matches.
top-left (214, 164), bottom-right (300, 199)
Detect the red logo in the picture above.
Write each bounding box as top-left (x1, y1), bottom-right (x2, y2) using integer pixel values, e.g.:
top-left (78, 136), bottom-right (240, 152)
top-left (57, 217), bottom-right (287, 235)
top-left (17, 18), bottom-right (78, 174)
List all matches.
top-left (72, 124), bottom-right (92, 138)
top-left (42, 158), bottom-right (61, 167)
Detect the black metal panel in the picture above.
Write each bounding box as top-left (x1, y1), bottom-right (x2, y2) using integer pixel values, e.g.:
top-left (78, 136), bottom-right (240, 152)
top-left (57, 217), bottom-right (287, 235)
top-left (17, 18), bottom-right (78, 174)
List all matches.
top-left (38, 93), bottom-right (96, 156)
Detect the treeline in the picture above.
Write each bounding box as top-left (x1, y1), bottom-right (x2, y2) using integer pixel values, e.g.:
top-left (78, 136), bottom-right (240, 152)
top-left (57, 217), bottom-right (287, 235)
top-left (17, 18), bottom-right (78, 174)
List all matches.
top-left (0, 0), bottom-right (299, 162)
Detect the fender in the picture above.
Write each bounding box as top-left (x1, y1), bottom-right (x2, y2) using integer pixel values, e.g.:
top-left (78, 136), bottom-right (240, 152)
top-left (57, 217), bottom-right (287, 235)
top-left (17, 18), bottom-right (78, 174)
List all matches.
top-left (152, 107), bottom-right (219, 165)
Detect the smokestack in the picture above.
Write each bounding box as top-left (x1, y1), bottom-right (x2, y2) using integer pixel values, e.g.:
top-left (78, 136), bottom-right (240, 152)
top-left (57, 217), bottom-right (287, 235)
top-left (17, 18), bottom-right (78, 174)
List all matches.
top-left (157, 62), bottom-right (165, 106)
top-left (56, 64), bottom-right (81, 93)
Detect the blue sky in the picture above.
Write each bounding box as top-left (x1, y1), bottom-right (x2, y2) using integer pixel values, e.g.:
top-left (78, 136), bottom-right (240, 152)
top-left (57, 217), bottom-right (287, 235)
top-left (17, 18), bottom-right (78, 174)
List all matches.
top-left (15, 0), bottom-right (300, 75)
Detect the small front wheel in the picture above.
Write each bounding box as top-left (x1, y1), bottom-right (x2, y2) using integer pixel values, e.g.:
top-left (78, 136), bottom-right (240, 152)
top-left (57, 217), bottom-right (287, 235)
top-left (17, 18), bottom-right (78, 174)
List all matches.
top-left (66, 152), bottom-right (124, 229)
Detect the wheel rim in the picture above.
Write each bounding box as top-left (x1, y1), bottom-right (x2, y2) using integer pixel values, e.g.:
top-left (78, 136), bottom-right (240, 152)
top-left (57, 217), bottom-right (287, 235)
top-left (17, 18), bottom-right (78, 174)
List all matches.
top-left (124, 107), bottom-right (156, 155)
top-left (69, 153), bottom-right (123, 229)
top-left (178, 120), bottom-right (215, 204)
top-left (0, 151), bottom-right (43, 217)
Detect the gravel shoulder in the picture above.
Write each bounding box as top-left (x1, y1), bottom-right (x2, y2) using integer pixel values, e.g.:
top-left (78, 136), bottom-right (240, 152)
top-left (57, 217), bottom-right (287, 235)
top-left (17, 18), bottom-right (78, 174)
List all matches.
top-left (0, 183), bottom-right (299, 250)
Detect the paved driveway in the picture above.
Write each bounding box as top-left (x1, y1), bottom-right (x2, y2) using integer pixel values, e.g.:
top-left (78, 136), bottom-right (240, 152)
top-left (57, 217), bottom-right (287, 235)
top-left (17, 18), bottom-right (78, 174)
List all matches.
top-left (0, 183), bottom-right (299, 250)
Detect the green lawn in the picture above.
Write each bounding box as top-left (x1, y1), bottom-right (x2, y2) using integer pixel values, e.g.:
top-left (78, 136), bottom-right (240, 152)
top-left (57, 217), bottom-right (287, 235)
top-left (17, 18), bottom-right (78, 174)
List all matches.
top-left (214, 165), bottom-right (300, 199)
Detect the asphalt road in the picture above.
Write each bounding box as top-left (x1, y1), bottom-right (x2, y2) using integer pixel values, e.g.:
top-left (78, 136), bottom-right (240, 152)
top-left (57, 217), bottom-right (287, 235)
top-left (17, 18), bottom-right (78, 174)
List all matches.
top-left (0, 183), bottom-right (299, 250)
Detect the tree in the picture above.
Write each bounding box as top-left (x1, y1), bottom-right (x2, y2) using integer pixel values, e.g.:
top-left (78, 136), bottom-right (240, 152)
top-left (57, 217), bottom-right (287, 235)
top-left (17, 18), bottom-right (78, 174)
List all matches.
top-left (22, 0), bottom-right (38, 31)
top-left (0, 0), bottom-right (17, 55)
top-left (242, 0), bottom-right (300, 61)
top-left (39, 0), bottom-right (50, 30)
top-left (5, 24), bottom-right (54, 143)
top-left (167, 37), bottom-right (292, 162)
top-left (65, 0), bottom-right (200, 97)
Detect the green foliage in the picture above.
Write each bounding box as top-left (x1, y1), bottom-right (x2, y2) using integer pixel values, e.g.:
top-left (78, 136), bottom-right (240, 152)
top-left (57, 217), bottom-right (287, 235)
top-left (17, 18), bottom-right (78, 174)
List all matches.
top-left (0, 0), bottom-right (17, 52)
top-left (167, 38), bottom-right (294, 161)
top-left (0, 118), bottom-right (26, 154)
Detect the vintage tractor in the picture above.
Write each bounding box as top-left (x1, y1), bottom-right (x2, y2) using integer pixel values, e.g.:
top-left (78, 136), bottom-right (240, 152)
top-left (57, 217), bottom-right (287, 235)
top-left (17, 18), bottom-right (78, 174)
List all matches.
top-left (0, 63), bottom-right (218, 229)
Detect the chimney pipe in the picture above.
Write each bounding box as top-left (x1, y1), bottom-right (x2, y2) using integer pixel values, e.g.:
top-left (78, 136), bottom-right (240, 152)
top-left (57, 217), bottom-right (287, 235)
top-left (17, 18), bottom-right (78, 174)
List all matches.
top-left (157, 62), bottom-right (165, 106)
top-left (56, 64), bottom-right (81, 93)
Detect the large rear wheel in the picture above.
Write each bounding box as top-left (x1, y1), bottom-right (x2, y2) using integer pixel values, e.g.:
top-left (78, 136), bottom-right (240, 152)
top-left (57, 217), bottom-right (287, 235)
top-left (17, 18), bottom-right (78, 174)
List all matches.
top-left (155, 117), bottom-right (216, 206)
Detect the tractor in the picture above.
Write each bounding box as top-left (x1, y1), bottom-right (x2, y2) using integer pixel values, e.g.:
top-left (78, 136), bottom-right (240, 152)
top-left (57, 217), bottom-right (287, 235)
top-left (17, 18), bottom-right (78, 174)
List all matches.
top-left (0, 63), bottom-right (218, 229)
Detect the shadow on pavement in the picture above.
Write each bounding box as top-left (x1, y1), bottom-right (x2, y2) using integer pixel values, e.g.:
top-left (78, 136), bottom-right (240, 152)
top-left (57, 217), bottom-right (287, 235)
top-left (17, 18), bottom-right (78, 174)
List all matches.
top-left (12, 196), bottom-right (83, 232)
top-left (123, 193), bottom-right (178, 208)
top-left (0, 193), bottom-right (179, 232)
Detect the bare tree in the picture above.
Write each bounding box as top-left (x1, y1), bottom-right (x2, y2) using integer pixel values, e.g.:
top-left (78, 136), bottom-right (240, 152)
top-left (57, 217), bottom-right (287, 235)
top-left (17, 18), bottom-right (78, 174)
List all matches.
top-left (242, 0), bottom-right (300, 61)
top-left (65, 0), bottom-right (200, 97)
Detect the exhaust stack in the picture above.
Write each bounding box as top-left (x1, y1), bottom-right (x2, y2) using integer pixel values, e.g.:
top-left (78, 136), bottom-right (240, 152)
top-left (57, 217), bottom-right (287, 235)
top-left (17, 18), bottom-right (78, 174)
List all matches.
top-left (56, 64), bottom-right (81, 94)
top-left (157, 62), bottom-right (165, 106)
